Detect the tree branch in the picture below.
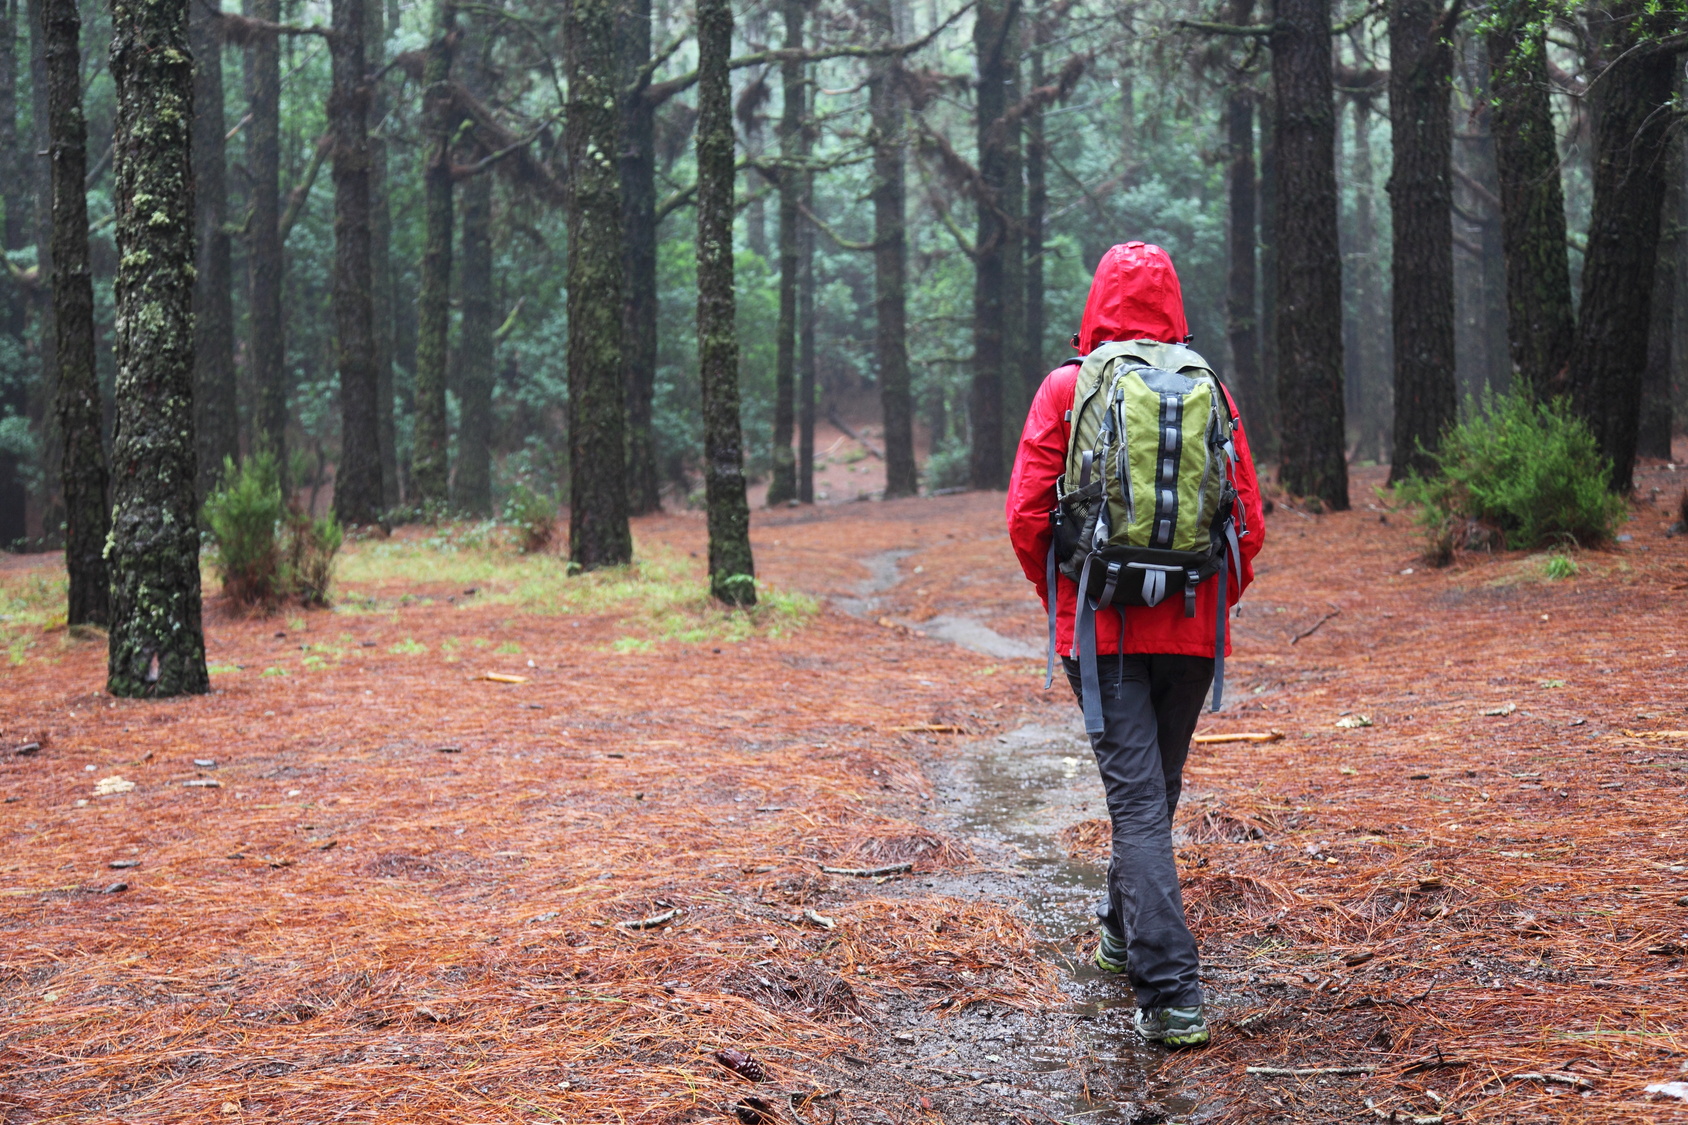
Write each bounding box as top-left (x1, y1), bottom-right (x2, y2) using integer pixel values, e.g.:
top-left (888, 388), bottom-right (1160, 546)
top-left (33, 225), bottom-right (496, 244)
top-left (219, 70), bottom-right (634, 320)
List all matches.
top-left (798, 201), bottom-right (881, 251)
top-left (277, 132), bottom-right (331, 244)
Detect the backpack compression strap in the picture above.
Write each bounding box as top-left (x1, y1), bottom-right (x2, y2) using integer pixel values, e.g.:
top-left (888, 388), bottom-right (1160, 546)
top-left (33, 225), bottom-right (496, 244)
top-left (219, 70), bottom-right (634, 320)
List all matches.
top-left (1211, 525), bottom-right (1230, 712)
top-left (1044, 541), bottom-right (1058, 690)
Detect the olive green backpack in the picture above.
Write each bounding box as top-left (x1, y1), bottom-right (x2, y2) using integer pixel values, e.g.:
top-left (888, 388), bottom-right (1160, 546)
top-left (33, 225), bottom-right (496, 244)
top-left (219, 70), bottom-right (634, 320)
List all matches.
top-left (1044, 339), bottom-right (1245, 732)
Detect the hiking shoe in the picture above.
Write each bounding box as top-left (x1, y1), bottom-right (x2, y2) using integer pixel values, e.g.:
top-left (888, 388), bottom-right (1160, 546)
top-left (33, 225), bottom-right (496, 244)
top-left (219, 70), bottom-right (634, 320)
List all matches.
top-left (1135, 1005), bottom-right (1210, 1048)
top-left (1094, 926), bottom-right (1130, 974)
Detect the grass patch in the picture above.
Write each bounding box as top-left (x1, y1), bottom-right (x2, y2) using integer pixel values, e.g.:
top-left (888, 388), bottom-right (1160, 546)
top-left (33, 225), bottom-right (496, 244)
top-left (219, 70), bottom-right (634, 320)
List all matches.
top-left (337, 533), bottom-right (818, 649)
top-left (1541, 553), bottom-right (1578, 580)
top-left (0, 569), bottom-right (67, 665)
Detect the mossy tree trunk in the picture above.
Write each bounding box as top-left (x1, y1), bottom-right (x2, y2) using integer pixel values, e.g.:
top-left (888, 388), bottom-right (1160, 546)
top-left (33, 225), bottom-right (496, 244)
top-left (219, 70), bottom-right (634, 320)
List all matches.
top-left (867, 0), bottom-right (916, 498)
top-left (1487, 16), bottom-right (1575, 398)
top-left (45, 0), bottom-right (106, 625)
top-left (1565, 1), bottom-right (1681, 494)
top-left (330, 0), bottom-right (382, 526)
top-left (1386, 0), bottom-right (1457, 484)
top-left (410, 0), bottom-right (455, 509)
top-left (189, 0), bottom-right (235, 503)
top-left (617, 0), bottom-right (662, 515)
top-left (106, 0), bottom-right (208, 698)
top-left (765, 0), bottom-right (804, 507)
top-left (565, 0), bottom-right (632, 568)
top-left (797, 160), bottom-right (816, 503)
top-left (366, 0), bottom-right (397, 508)
top-left (245, 0), bottom-right (286, 487)
top-left (969, 0), bottom-right (1013, 491)
top-left (1269, 0), bottom-right (1348, 508)
top-left (696, 0), bottom-right (754, 603)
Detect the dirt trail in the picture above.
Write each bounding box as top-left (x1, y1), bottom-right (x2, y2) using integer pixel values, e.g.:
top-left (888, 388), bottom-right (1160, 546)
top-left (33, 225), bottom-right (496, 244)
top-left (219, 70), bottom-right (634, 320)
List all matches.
top-left (2, 459), bottom-right (1687, 1124)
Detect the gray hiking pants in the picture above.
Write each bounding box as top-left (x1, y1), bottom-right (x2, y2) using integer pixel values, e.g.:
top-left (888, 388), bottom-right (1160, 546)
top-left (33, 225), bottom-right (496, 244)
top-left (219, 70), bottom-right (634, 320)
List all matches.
top-left (1063, 653), bottom-right (1212, 1009)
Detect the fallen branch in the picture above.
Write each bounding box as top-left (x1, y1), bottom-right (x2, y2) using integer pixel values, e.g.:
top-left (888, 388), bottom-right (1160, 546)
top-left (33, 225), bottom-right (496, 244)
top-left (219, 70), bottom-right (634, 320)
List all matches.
top-left (1291, 609), bottom-right (1340, 644)
top-left (476, 673), bottom-right (528, 684)
top-left (887, 723), bottom-right (968, 734)
top-left (1247, 1065), bottom-right (1377, 1077)
top-left (617, 908), bottom-right (681, 930)
top-left (1511, 1072), bottom-right (1593, 1090)
top-left (819, 862), bottom-right (912, 877)
top-left (1191, 730), bottom-right (1285, 744)
top-left (1364, 1098), bottom-right (1442, 1124)
top-left (826, 407), bottom-right (884, 459)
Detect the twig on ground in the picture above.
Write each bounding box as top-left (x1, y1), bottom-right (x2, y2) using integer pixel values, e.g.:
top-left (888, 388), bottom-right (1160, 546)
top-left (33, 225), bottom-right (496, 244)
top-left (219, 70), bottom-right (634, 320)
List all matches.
top-left (617, 908), bottom-right (681, 930)
top-left (819, 862), bottom-right (912, 877)
top-left (1291, 609), bottom-right (1341, 644)
top-left (1246, 1065), bottom-right (1377, 1077)
top-left (1191, 730), bottom-right (1285, 744)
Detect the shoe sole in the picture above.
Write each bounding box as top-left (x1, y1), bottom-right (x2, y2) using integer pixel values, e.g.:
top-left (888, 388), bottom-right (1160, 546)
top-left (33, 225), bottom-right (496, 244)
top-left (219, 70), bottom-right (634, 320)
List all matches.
top-left (1093, 950), bottom-right (1128, 974)
top-left (1160, 1027), bottom-right (1210, 1048)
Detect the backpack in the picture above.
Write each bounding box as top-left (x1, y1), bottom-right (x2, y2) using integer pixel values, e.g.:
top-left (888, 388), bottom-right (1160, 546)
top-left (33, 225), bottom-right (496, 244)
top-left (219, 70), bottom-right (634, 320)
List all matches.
top-left (1043, 338), bottom-right (1246, 733)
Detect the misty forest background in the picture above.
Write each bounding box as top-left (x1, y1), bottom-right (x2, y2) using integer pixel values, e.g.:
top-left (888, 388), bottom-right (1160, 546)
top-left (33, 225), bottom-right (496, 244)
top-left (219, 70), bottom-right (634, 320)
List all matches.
top-left (0, 0), bottom-right (1683, 577)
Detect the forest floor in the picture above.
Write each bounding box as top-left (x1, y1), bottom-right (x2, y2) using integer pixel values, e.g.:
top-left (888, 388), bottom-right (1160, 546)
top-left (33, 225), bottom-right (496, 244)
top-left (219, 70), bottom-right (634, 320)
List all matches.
top-left (3, 453), bottom-right (1688, 1125)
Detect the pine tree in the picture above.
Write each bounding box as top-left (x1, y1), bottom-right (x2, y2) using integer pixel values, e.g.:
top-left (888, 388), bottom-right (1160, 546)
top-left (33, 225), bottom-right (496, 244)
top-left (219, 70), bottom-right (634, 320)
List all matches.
top-left (106, 0), bottom-right (208, 697)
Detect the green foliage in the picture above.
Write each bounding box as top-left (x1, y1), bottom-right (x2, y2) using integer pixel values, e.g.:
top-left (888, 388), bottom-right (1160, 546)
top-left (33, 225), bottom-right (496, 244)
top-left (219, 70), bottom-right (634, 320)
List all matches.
top-left (1541, 553), bottom-right (1578, 580)
top-left (501, 480), bottom-right (558, 554)
top-left (202, 454), bottom-right (286, 603)
top-left (1396, 392), bottom-right (1626, 557)
top-left (201, 454), bottom-right (344, 606)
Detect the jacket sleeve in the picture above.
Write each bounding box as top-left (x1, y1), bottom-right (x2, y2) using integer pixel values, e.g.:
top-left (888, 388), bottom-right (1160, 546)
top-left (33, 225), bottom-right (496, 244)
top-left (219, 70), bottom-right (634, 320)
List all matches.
top-left (1005, 369), bottom-right (1074, 605)
top-left (1222, 385), bottom-right (1267, 594)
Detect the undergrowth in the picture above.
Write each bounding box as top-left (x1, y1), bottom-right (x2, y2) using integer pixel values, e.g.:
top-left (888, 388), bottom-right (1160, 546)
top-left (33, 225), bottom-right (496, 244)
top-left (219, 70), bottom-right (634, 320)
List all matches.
top-left (337, 532), bottom-right (817, 647)
top-left (1395, 392), bottom-right (1625, 563)
top-left (0, 570), bottom-right (64, 664)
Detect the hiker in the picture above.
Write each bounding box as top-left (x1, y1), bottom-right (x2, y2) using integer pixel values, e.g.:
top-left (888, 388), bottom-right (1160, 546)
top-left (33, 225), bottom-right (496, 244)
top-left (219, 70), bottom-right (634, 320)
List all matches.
top-left (1005, 241), bottom-right (1267, 1049)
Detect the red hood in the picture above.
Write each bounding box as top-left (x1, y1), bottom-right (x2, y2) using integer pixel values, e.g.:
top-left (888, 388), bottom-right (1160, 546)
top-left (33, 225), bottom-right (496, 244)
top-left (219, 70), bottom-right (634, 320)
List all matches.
top-left (1077, 242), bottom-right (1189, 353)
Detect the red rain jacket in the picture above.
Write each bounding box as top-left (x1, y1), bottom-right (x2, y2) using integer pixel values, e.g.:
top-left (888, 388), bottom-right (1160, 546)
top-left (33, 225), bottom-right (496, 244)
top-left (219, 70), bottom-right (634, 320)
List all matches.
top-left (1005, 242), bottom-right (1267, 659)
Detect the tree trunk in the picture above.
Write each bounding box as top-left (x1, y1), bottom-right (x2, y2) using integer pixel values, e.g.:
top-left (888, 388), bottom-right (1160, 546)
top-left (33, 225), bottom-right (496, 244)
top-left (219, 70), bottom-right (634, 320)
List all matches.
top-left (765, 0), bottom-right (803, 507)
top-left (563, 0), bottom-right (631, 565)
top-left (1257, 96), bottom-right (1280, 461)
top-left (1348, 98), bottom-right (1391, 462)
top-left (969, 0), bottom-right (1013, 490)
top-left (27, 0), bottom-right (58, 536)
top-left (696, 0), bottom-right (754, 602)
top-left (330, 0), bottom-right (381, 525)
top-left (998, 34), bottom-right (1026, 467)
top-left (106, 0), bottom-right (207, 697)
top-left (1224, 80), bottom-right (1266, 444)
top-left (0, 0), bottom-right (28, 548)
top-left (245, 0), bottom-right (286, 486)
top-left (797, 162), bottom-right (816, 503)
top-left (453, 171), bottom-right (494, 515)
top-left (1487, 19), bottom-right (1574, 397)
top-left (45, 0), bottom-right (106, 624)
top-left (618, 0), bottom-right (662, 514)
top-left (1386, 0), bottom-right (1457, 483)
top-left (410, 0), bottom-right (455, 508)
top-left (367, 0), bottom-right (398, 508)
top-left (1565, 5), bottom-right (1678, 494)
top-left (1025, 9), bottom-right (1047, 393)
top-left (189, 0), bottom-right (235, 502)
top-left (1638, 129), bottom-right (1676, 459)
top-left (1269, 0), bottom-right (1348, 508)
top-left (867, 0), bottom-right (916, 498)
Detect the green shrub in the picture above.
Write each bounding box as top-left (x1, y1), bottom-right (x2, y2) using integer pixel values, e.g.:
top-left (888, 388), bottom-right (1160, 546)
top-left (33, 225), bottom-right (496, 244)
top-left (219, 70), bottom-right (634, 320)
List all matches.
top-left (501, 482), bottom-right (557, 554)
top-left (1541, 553), bottom-right (1578, 580)
top-left (201, 453), bottom-right (343, 606)
top-left (1396, 392), bottom-right (1625, 557)
top-left (283, 508), bottom-right (344, 606)
top-left (923, 444), bottom-right (969, 492)
top-left (202, 454), bottom-right (284, 603)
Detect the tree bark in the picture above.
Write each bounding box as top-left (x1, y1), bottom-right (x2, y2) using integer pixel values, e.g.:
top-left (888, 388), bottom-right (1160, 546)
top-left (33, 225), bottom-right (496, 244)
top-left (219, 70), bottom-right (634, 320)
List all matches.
top-left (1269, 0), bottom-right (1348, 508)
top-left (696, 0), bottom-right (754, 602)
top-left (564, 0), bottom-right (632, 565)
top-left (45, 0), bottom-right (106, 624)
top-left (1487, 19), bottom-right (1574, 397)
top-left (27, 0), bottom-right (58, 536)
top-left (245, 0), bottom-right (286, 486)
top-left (1386, 0), bottom-right (1457, 483)
top-left (106, 0), bottom-right (208, 697)
top-left (1639, 130), bottom-right (1676, 459)
top-left (765, 0), bottom-right (804, 507)
top-left (410, 0), bottom-right (455, 508)
top-left (0, 0), bottom-right (28, 547)
top-left (1025, 7), bottom-right (1047, 399)
top-left (452, 27), bottom-right (493, 518)
top-left (618, 0), bottom-right (662, 514)
top-left (189, 0), bottom-right (235, 503)
top-left (867, 0), bottom-right (916, 498)
top-left (1565, 3), bottom-right (1679, 493)
top-left (1348, 97), bottom-right (1391, 461)
top-left (969, 0), bottom-right (1014, 490)
top-left (367, 0), bottom-right (397, 507)
top-left (998, 29), bottom-right (1026, 465)
top-left (330, 0), bottom-right (381, 526)
top-left (1257, 95), bottom-right (1280, 461)
top-left (1224, 79), bottom-right (1267, 446)
top-left (797, 161), bottom-right (816, 502)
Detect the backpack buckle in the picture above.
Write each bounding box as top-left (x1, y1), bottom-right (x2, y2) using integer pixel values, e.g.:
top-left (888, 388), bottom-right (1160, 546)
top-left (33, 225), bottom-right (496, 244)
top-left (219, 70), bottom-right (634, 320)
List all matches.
top-left (1184, 569), bottom-right (1199, 618)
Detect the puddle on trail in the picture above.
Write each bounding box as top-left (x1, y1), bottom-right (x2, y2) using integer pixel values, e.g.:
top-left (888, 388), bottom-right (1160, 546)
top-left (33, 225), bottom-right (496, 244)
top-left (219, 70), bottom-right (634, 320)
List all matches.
top-left (831, 549), bottom-right (1042, 660)
top-left (853, 719), bottom-right (1208, 1123)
